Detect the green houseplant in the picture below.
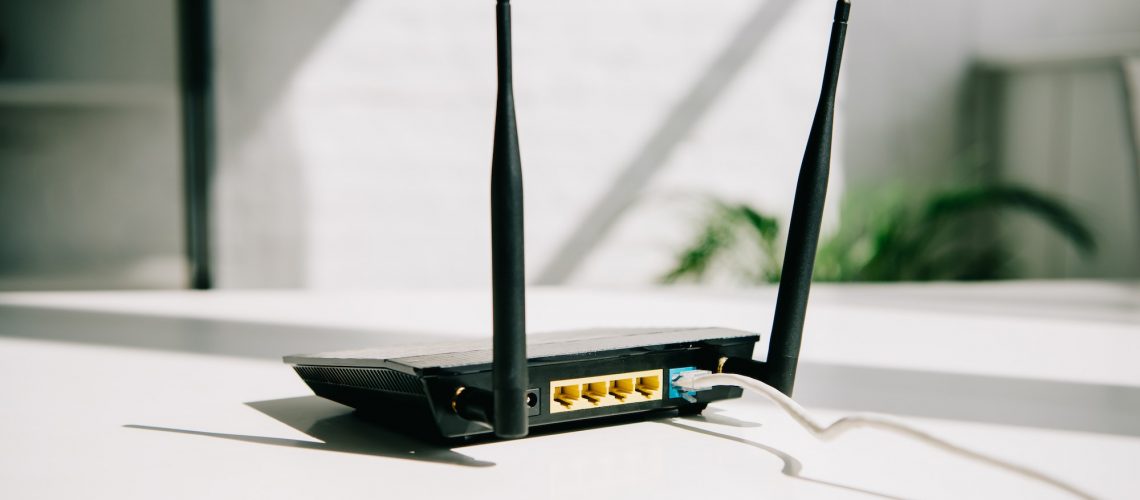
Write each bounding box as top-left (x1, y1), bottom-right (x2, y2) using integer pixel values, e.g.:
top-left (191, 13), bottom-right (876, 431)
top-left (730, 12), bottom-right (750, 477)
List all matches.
top-left (662, 184), bottom-right (1096, 284)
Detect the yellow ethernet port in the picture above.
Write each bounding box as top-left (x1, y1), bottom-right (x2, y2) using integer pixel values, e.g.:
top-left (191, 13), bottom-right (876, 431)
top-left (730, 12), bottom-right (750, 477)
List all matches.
top-left (549, 369), bottom-right (663, 413)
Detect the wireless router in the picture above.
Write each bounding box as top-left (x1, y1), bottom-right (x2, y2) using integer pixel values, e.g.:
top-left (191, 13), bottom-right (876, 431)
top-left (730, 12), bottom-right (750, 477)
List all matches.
top-left (286, 0), bottom-right (850, 440)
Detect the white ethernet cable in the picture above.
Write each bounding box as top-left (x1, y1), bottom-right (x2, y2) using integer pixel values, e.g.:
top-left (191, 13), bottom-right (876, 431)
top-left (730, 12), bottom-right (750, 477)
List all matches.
top-left (671, 370), bottom-right (1095, 499)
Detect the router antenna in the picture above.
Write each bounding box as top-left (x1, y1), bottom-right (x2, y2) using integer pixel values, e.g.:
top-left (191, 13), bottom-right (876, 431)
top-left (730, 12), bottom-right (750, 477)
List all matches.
top-left (766, 0), bottom-right (849, 396)
top-left (489, 0), bottom-right (528, 439)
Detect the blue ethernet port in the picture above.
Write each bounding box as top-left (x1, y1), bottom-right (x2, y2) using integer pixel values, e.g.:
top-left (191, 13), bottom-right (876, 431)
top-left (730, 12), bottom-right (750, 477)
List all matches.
top-left (668, 367), bottom-right (698, 399)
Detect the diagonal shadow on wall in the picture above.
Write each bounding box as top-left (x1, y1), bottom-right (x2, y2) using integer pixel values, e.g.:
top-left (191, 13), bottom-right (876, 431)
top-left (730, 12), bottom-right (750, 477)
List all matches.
top-left (536, 0), bottom-right (797, 284)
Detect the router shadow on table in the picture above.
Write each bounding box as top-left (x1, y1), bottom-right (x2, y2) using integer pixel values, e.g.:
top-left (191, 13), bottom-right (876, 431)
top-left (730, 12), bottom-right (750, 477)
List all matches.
top-left (128, 396), bottom-right (898, 498)
top-left (127, 395), bottom-right (496, 467)
top-left (126, 396), bottom-right (758, 468)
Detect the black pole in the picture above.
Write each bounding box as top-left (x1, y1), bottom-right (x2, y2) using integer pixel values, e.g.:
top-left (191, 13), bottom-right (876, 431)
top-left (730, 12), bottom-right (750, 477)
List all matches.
top-left (177, 0), bottom-right (215, 290)
top-left (766, 0), bottom-right (849, 396)
top-left (489, 0), bottom-right (528, 439)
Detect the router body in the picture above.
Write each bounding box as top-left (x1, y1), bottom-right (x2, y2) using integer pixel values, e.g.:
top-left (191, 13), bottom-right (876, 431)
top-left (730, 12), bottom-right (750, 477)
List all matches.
top-left (286, 328), bottom-right (757, 439)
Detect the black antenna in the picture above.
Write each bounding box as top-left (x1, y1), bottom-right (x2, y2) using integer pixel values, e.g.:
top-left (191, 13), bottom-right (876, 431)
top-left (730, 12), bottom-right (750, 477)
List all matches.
top-left (766, 0), bottom-right (850, 396)
top-left (489, 0), bottom-right (528, 439)
top-left (177, 0), bottom-right (216, 290)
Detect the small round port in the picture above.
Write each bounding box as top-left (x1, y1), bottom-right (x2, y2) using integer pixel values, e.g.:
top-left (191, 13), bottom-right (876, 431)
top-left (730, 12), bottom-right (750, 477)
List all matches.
top-left (525, 392), bottom-right (538, 408)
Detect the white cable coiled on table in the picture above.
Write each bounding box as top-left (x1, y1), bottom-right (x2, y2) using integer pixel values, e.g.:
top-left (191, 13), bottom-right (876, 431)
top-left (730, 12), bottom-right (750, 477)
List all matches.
top-left (672, 371), bottom-right (1095, 499)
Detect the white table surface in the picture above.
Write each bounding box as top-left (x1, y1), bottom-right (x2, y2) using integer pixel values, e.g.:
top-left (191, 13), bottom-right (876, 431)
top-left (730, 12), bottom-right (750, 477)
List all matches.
top-left (1, 282), bottom-right (1138, 499)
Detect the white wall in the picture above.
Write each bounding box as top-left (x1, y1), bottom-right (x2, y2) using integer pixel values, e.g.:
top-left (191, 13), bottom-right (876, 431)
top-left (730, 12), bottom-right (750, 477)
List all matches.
top-left (216, 0), bottom-right (845, 289)
top-left (216, 0), bottom-right (1140, 287)
top-left (4, 0), bottom-right (1137, 290)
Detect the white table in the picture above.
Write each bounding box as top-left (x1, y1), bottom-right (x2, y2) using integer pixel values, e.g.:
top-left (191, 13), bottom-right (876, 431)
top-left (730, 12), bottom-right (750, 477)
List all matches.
top-left (1, 282), bottom-right (1138, 499)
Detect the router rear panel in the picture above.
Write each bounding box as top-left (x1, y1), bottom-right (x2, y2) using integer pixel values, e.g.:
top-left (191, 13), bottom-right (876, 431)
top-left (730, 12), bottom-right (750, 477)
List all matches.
top-left (288, 328), bottom-right (758, 439)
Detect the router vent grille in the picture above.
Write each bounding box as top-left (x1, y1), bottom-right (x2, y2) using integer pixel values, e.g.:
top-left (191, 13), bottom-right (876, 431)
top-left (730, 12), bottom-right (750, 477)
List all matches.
top-left (294, 365), bottom-right (422, 395)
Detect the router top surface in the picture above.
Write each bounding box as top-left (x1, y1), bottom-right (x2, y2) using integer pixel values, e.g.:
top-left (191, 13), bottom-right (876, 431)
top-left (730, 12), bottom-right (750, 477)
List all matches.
top-left (285, 327), bottom-right (758, 374)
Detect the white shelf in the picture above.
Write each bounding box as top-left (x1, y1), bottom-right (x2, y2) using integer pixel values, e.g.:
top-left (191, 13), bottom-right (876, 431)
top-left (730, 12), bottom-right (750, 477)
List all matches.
top-left (978, 34), bottom-right (1140, 70)
top-left (0, 81), bottom-right (176, 107)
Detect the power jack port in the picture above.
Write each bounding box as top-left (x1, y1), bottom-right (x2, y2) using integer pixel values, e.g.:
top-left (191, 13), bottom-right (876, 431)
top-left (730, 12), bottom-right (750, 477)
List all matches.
top-left (525, 388), bottom-right (540, 416)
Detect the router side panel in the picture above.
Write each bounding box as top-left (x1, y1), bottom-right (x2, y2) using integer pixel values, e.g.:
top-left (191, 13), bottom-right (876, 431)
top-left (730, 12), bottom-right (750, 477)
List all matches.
top-left (291, 366), bottom-right (435, 426)
top-left (292, 365), bottom-right (424, 394)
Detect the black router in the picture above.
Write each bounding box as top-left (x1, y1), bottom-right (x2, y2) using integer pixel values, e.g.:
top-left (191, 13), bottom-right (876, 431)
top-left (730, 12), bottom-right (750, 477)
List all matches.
top-left (286, 0), bottom-right (850, 440)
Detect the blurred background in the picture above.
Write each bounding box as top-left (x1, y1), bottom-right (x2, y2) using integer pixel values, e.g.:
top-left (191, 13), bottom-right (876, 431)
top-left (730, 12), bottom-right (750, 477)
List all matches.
top-left (1, 0), bottom-right (1138, 291)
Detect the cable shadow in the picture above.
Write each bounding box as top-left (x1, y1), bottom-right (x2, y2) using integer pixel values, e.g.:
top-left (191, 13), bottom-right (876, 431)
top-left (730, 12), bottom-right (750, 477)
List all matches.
top-left (126, 395), bottom-right (494, 468)
top-left (685, 406), bottom-right (764, 428)
top-left (661, 419), bottom-right (908, 500)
